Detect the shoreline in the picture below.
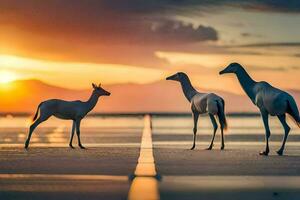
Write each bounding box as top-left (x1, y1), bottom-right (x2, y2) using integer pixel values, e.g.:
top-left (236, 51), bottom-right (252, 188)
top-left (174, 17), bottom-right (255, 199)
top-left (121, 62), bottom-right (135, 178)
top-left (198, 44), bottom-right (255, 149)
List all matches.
top-left (0, 112), bottom-right (261, 118)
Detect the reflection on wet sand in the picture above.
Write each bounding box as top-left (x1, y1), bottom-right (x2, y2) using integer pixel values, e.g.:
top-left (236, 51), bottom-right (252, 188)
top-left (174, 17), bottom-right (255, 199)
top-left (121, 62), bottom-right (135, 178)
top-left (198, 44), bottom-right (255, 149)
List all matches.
top-left (46, 125), bottom-right (66, 144)
top-left (128, 177), bottom-right (159, 200)
top-left (0, 173), bottom-right (128, 181)
top-left (161, 176), bottom-right (300, 190)
top-left (0, 174), bottom-right (129, 193)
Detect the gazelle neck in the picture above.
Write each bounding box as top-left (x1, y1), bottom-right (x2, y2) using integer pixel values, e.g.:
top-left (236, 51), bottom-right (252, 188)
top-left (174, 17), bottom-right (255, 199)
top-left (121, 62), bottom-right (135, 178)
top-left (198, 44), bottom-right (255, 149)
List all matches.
top-left (236, 68), bottom-right (257, 102)
top-left (85, 91), bottom-right (100, 113)
top-left (179, 76), bottom-right (197, 102)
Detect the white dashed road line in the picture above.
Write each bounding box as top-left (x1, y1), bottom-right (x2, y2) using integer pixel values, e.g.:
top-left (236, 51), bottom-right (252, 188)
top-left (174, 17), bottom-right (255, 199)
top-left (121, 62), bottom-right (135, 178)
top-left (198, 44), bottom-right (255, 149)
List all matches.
top-left (128, 115), bottom-right (160, 200)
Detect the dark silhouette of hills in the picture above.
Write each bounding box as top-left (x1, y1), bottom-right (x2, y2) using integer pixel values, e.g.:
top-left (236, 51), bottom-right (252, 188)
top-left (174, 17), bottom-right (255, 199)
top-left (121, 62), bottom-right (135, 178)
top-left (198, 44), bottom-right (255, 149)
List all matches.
top-left (1, 79), bottom-right (299, 114)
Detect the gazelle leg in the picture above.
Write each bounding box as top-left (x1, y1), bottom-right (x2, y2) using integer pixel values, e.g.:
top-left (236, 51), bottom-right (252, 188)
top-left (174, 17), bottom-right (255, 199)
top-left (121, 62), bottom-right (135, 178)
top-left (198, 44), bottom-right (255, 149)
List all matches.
top-left (260, 112), bottom-right (270, 156)
top-left (190, 111), bottom-right (199, 150)
top-left (277, 114), bottom-right (290, 156)
top-left (75, 120), bottom-right (85, 149)
top-left (69, 121), bottom-right (76, 148)
top-left (206, 114), bottom-right (218, 150)
top-left (217, 115), bottom-right (225, 150)
top-left (25, 114), bottom-right (50, 149)
top-left (220, 127), bottom-right (225, 150)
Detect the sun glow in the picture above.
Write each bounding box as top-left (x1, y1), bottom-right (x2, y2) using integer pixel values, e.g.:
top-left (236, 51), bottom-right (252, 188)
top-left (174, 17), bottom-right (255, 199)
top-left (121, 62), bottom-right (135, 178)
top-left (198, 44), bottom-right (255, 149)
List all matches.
top-left (0, 54), bottom-right (166, 89)
top-left (0, 70), bottom-right (18, 84)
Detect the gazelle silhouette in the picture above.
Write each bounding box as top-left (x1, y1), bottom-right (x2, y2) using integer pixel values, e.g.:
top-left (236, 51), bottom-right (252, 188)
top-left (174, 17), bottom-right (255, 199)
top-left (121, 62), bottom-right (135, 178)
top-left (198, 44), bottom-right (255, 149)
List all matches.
top-left (220, 63), bottom-right (300, 156)
top-left (166, 72), bottom-right (227, 150)
top-left (25, 83), bottom-right (110, 149)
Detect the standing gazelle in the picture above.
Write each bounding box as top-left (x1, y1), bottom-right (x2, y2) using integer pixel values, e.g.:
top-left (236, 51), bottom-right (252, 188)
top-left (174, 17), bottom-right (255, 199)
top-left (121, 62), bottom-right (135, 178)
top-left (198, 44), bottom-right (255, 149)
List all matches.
top-left (25, 83), bottom-right (110, 149)
top-left (220, 63), bottom-right (300, 156)
top-left (166, 72), bottom-right (227, 150)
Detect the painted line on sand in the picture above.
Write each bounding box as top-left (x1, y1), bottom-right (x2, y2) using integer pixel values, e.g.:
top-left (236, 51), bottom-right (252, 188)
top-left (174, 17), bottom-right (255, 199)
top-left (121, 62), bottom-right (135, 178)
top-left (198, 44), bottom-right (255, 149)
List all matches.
top-left (0, 174), bottom-right (127, 181)
top-left (128, 115), bottom-right (160, 200)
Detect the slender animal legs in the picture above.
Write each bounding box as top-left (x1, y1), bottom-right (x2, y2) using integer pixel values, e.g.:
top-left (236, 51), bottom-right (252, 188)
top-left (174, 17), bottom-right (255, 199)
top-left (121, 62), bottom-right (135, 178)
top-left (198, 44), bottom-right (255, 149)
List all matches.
top-left (190, 111), bottom-right (199, 150)
top-left (206, 114), bottom-right (218, 150)
top-left (260, 112), bottom-right (270, 156)
top-left (75, 120), bottom-right (85, 149)
top-left (25, 115), bottom-right (50, 149)
top-left (220, 126), bottom-right (225, 150)
top-left (277, 114), bottom-right (290, 156)
top-left (217, 115), bottom-right (225, 150)
top-left (69, 121), bottom-right (76, 148)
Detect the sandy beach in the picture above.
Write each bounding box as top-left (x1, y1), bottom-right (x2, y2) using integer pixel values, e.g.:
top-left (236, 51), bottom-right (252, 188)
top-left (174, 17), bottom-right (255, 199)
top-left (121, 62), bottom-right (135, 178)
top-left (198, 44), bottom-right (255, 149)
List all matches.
top-left (0, 115), bottom-right (300, 200)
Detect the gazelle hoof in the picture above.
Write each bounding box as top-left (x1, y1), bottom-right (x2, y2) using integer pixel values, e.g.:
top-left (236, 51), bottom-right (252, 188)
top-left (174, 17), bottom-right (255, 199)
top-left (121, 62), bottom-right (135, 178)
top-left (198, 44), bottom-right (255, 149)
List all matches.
top-left (220, 146), bottom-right (225, 150)
top-left (190, 146), bottom-right (195, 150)
top-left (205, 147), bottom-right (212, 150)
top-left (69, 145), bottom-right (75, 149)
top-left (24, 141), bottom-right (29, 149)
top-left (259, 151), bottom-right (269, 156)
top-left (276, 150), bottom-right (284, 156)
top-left (79, 145), bottom-right (86, 149)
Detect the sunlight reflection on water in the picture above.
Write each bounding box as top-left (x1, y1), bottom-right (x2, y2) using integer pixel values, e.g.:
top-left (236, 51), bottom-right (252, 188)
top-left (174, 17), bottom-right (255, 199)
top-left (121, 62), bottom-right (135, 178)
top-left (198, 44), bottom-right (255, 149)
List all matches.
top-left (0, 116), bottom-right (300, 145)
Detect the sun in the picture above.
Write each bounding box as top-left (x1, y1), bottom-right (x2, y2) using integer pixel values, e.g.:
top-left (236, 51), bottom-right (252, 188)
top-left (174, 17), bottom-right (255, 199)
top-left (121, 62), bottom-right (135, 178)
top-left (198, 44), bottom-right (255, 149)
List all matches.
top-left (0, 70), bottom-right (18, 84)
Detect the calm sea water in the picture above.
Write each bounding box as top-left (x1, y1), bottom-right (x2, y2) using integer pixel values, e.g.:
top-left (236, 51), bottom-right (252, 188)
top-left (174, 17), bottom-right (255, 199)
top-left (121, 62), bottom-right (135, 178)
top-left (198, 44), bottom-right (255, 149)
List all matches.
top-left (0, 115), bottom-right (299, 146)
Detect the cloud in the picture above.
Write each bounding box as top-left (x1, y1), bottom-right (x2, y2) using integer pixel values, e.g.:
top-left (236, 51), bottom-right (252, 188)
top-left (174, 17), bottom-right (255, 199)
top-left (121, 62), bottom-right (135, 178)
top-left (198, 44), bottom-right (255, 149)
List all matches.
top-left (0, 1), bottom-right (218, 45)
top-left (0, 1), bottom-right (222, 68)
top-left (0, 1), bottom-right (297, 45)
top-left (240, 33), bottom-right (263, 38)
top-left (225, 42), bottom-right (300, 48)
top-left (237, 0), bottom-right (300, 13)
top-left (290, 66), bottom-right (300, 70)
top-left (247, 66), bottom-right (286, 71)
top-left (99, 0), bottom-right (300, 14)
top-left (151, 20), bottom-right (218, 43)
top-left (0, 0), bottom-right (299, 69)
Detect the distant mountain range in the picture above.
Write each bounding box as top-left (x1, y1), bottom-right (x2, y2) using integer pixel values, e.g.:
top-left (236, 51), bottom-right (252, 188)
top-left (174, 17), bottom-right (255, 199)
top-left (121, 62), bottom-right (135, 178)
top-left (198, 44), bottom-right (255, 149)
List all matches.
top-left (1, 79), bottom-right (299, 114)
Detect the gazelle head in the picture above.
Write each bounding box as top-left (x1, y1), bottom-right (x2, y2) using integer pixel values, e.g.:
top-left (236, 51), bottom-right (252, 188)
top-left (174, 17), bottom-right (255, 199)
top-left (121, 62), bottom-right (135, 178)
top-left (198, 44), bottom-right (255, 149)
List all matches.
top-left (219, 62), bottom-right (242, 75)
top-left (92, 83), bottom-right (111, 96)
top-left (166, 72), bottom-right (188, 82)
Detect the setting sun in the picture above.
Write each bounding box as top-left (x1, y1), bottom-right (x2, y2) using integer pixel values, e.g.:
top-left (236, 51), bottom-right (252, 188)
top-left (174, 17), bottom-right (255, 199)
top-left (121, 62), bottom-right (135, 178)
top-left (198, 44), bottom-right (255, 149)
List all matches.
top-left (0, 70), bottom-right (18, 84)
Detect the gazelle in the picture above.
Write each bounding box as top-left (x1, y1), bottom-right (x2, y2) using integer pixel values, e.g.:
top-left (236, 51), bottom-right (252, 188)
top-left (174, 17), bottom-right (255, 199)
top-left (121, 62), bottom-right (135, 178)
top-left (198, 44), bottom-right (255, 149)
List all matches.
top-left (25, 83), bottom-right (110, 149)
top-left (220, 63), bottom-right (300, 156)
top-left (166, 72), bottom-right (227, 150)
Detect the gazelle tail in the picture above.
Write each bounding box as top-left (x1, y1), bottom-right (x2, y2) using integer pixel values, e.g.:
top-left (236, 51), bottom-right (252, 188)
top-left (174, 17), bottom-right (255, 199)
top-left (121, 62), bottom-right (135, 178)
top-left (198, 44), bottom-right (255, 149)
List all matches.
top-left (217, 99), bottom-right (228, 130)
top-left (32, 103), bottom-right (42, 122)
top-left (287, 96), bottom-right (300, 128)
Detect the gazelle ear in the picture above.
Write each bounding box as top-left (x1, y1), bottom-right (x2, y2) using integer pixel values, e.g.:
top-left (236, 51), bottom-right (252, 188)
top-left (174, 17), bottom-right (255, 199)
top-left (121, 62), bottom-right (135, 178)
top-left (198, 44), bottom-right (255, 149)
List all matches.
top-left (98, 83), bottom-right (101, 87)
top-left (92, 83), bottom-right (97, 89)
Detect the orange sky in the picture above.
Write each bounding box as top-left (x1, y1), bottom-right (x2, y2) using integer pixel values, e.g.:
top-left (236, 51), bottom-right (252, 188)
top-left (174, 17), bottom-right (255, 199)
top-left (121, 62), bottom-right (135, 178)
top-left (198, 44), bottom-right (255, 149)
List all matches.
top-left (1, 1), bottom-right (300, 92)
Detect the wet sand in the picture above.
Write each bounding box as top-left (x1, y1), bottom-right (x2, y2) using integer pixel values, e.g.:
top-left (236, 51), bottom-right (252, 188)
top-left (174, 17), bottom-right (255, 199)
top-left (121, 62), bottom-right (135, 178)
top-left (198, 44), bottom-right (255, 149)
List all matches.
top-left (0, 117), bottom-right (143, 200)
top-left (152, 115), bottom-right (300, 200)
top-left (1, 116), bottom-right (300, 200)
